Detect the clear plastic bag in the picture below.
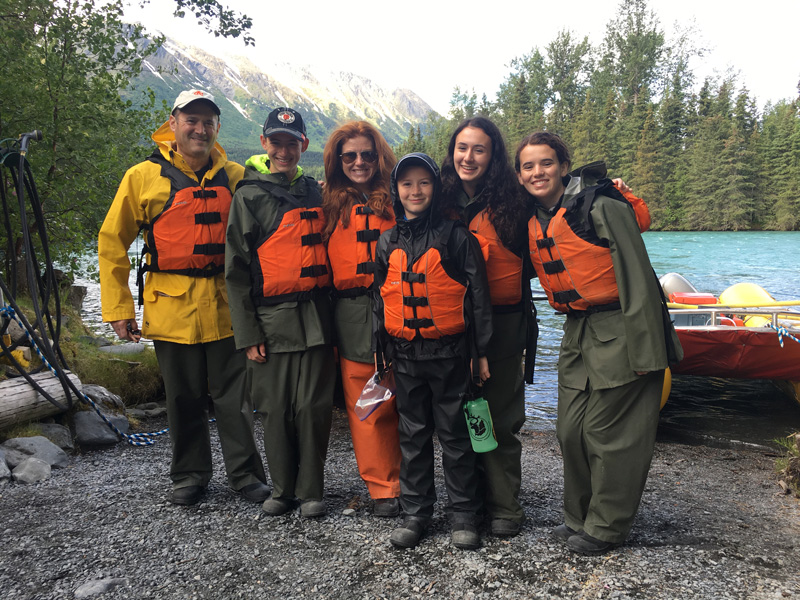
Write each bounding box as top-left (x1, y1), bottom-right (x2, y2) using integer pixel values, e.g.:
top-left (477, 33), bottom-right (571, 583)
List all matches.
top-left (354, 368), bottom-right (396, 421)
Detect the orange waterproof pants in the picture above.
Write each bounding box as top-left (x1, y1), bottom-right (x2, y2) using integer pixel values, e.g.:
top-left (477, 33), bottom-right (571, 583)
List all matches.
top-left (340, 357), bottom-right (402, 499)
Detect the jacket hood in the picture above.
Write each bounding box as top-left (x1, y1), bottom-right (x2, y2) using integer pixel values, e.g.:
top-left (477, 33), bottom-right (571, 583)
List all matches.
top-left (244, 154), bottom-right (303, 184)
top-left (151, 120), bottom-right (228, 166)
top-left (390, 152), bottom-right (442, 225)
top-left (564, 160), bottom-right (608, 200)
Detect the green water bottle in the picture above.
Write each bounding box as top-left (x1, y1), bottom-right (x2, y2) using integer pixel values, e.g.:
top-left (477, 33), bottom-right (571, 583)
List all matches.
top-left (463, 394), bottom-right (498, 453)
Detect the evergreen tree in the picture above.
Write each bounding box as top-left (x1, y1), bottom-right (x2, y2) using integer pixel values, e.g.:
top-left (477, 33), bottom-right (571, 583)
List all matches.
top-left (570, 91), bottom-right (605, 167)
top-left (631, 105), bottom-right (664, 221)
top-left (768, 101), bottom-right (800, 229)
top-left (545, 30), bottom-right (593, 132)
top-left (0, 0), bottom-right (162, 270)
top-left (395, 1), bottom-right (800, 232)
top-left (602, 0), bottom-right (666, 106)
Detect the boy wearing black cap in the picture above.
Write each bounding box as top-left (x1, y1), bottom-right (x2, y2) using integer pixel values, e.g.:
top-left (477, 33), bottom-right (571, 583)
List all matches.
top-left (373, 153), bottom-right (493, 550)
top-left (225, 107), bottom-right (335, 518)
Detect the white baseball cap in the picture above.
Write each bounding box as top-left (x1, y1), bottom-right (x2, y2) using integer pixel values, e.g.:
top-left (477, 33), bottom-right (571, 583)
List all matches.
top-left (172, 90), bottom-right (220, 115)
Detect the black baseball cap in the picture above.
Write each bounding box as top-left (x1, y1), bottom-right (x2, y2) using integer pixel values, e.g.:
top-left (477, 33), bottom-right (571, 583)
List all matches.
top-left (262, 107), bottom-right (306, 141)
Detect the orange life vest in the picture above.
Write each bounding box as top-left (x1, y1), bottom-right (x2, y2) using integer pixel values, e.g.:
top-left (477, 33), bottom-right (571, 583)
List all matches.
top-left (140, 154), bottom-right (230, 277)
top-left (327, 202), bottom-right (394, 295)
top-left (380, 221), bottom-right (467, 340)
top-left (248, 180), bottom-right (332, 305)
top-left (468, 210), bottom-right (523, 307)
top-left (529, 182), bottom-right (627, 314)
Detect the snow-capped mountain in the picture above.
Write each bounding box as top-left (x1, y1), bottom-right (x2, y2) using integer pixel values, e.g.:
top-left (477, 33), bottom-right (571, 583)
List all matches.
top-left (134, 38), bottom-right (436, 163)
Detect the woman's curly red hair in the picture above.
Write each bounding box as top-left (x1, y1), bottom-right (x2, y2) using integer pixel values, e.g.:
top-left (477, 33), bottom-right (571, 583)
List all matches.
top-left (322, 121), bottom-right (396, 239)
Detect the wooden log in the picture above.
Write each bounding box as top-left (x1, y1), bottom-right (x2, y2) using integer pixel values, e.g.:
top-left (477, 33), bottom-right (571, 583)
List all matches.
top-left (0, 371), bottom-right (82, 429)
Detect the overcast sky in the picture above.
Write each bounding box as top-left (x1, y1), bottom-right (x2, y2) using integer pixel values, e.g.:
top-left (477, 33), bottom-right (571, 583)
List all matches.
top-left (125, 0), bottom-right (800, 116)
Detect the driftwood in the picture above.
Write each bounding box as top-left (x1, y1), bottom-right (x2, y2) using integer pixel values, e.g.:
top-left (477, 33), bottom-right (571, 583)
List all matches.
top-left (0, 371), bottom-right (81, 429)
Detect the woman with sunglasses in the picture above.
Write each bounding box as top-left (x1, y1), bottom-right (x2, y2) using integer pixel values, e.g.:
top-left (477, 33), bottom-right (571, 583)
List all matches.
top-left (439, 117), bottom-right (532, 538)
top-left (322, 121), bottom-right (402, 517)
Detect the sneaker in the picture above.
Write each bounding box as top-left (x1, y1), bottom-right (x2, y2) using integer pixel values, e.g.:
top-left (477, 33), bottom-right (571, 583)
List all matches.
top-left (390, 519), bottom-right (426, 549)
top-left (170, 485), bottom-right (204, 506)
top-left (451, 523), bottom-right (480, 550)
top-left (239, 482), bottom-right (271, 503)
top-left (552, 523), bottom-right (580, 542)
top-left (373, 497), bottom-right (400, 518)
top-left (490, 518), bottom-right (521, 537)
top-left (261, 495), bottom-right (294, 516)
top-left (566, 531), bottom-right (621, 556)
top-left (300, 499), bottom-right (327, 518)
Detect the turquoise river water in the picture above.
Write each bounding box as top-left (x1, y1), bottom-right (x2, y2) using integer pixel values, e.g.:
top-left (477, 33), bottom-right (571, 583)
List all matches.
top-left (79, 231), bottom-right (800, 446)
top-left (526, 231), bottom-right (800, 445)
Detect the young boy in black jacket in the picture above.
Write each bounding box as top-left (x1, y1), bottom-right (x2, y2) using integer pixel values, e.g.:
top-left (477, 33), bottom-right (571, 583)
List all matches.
top-left (373, 152), bottom-right (493, 550)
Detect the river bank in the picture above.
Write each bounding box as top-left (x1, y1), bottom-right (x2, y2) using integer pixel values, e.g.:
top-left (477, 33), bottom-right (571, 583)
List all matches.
top-left (1, 407), bottom-right (798, 600)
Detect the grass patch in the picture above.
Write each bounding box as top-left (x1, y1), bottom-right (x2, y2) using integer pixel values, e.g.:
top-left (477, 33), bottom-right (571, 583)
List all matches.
top-left (775, 433), bottom-right (800, 498)
top-left (3, 296), bottom-right (164, 407)
top-left (0, 422), bottom-right (41, 443)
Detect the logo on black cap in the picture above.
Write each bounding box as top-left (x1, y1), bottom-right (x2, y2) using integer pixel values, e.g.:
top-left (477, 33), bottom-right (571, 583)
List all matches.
top-left (277, 110), bottom-right (295, 124)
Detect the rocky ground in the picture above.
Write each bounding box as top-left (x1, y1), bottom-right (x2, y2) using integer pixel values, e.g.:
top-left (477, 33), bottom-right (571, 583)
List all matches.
top-left (0, 408), bottom-right (798, 600)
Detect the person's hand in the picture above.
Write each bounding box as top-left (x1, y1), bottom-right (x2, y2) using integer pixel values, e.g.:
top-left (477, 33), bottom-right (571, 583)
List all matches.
top-left (110, 319), bottom-right (141, 342)
top-left (246, 343), bottom-right (267, 363)
top-left (612, 178), bottom-right (632, 194)
top-left (473, 356), bottom-right (491, 384)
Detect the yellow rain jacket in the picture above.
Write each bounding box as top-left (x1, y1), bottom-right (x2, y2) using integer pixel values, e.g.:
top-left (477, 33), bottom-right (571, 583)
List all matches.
top-left (98, 122), bottom-right (244, 344)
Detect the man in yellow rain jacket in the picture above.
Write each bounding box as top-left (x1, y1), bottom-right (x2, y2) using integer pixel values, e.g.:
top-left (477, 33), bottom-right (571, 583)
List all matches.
top-left (98, 90), bottom-right (269, 506)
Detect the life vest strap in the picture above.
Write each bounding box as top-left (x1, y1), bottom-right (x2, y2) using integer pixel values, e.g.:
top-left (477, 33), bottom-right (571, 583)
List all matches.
top-left (542, 259), bottom-right (565, 275)
top-left (405, 317), bottom-right (433, 329)
top-left (401, 271), bottom-right (425, 284)
top-left (301, 233), bottom-right (323, 246)
top-left (333, 286), bottom-right (370, 299)
top-left (195, 212), bottom-right (222, 225)
top-left (492, 301), bottom-right (523, 314)
top-left (194, 243), bottom-right (225, 256)
top-left (552, 289), bottom-right (582, 304)
top-left (403, 296), bottom-right (428, 307)
top-left (355, 261), bottom-right (376, 274)
top-left (252, 288), bottom-right (327, 306)
top-left (356, 229), bottom-right (381, 243)
top-left (537, 237), bottom-right (555, 249)
top-left (568, 301), bottom-right (621, 317)
top-left (300, 210), bottom-right (318, 220)
top-left (193, 189), bottom-right (218, 199)
top-left (300, 264), bottom-right (328, 278)
top-left (355, 205), bottom-right (374, 215)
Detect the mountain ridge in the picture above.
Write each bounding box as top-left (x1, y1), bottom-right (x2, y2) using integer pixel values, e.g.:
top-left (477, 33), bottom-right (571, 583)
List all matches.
top-left (131, 38), bottom-right (436, 168)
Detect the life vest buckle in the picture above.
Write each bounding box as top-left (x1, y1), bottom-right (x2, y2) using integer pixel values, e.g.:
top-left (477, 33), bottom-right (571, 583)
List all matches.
top-left (300, 264), bottom-right (328, 278)
top-left (401, 271), bottom-right (425, 284)
top-left (301, 233), bottom-right (323, 246)
top-left (402, 296), bottom-right (429, 307)
top-left (356, 229), bottom-right (381, 243)
top-left (356, 262), bottom-right (376, 274)
top-left (542, 259), bottom-right (565, 275)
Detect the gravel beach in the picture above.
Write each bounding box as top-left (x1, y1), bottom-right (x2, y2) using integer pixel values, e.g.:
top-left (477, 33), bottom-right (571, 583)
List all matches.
top-left (1, 407), bottom-right (798, 600)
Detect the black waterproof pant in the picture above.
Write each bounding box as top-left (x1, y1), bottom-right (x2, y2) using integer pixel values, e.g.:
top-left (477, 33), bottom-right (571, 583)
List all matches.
top-left (393, 355), bottom-right (480, 524)
top-left (154, 337), bottom-right (266, 491)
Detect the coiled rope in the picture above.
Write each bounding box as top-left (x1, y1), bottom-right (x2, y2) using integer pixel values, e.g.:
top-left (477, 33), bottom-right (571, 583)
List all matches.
top-left (0, 135), bottom-right (170, 446)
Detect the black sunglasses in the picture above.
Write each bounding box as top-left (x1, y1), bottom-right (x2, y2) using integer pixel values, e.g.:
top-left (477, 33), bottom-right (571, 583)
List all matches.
top-left (340, 150), bottom-right (379, 165)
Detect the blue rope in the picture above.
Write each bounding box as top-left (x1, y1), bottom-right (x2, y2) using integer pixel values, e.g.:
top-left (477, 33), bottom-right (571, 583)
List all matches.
top-left (767, 323), bottom-right (800, 349)
top-left (2, 305), bottom-right (166, 446)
